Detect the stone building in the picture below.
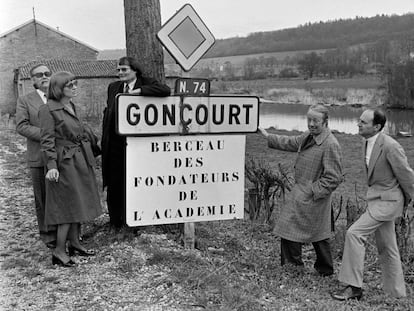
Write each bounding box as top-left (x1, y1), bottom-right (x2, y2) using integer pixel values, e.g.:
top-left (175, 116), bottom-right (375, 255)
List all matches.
top-left (17, 59), bottom-right (118, 120)
top-left (0, 19), bottom-right (98, 115)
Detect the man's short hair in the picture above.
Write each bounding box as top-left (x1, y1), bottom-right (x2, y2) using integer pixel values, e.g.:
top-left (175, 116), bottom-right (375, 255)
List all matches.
top-left (308, 104), bottom-right (329, 123)
top-left (118, 56), bottom-right (143, 77)
top-left (371, 108), bottom-right (387, 131)
top-left (48, 71), bottom-right (76, 101)
top-left (29, 63), bottom-right (49, 77)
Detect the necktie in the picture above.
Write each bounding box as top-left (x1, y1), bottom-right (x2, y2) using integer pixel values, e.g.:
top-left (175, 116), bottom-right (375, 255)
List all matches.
top-left (124, 84), bottom-right (130, 93)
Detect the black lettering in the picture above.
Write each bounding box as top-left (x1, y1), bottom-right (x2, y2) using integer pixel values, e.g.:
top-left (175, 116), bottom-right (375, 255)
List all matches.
top-left (195, 104), bottom-right (208, 125)
top-left (164, 209), bottom-right (171, 218)
top-left (207, 205), bottom-right (215, 215)
top-left (229, 104), bottom-right (241, 124)
top-left (145, 104), bottom-right (158, 126)
top-left (151, 142), bottom-right (159, 152)
top-left (126, 103), bottom-right (140, 125)
top-left (153, 210), bottom-right (160, 219)
top-left (163, 104), bottom-right (176, 125)
top-left (212, 104), bottom-right (224, 124)
top-left (196, 157), bottom-right (203, 167)
top-left (243, 104), bottom-right (253, 124)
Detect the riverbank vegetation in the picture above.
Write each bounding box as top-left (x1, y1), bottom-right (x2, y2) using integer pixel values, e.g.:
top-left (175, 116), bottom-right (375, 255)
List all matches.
top-left (1, 127), bottom-right (413, 310)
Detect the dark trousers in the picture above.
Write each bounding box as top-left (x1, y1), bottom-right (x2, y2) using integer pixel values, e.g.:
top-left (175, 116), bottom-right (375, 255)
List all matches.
top-left (30, 167), bottom-right (56, 244)
top-left (280, 238), bottom-right (333, 276)
top-left (106, 162), bottom-right (126, 228)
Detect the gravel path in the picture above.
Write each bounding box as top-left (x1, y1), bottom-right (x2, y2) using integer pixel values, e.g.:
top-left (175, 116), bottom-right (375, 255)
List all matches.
top-left (0, 130), bottom-right (201, 311)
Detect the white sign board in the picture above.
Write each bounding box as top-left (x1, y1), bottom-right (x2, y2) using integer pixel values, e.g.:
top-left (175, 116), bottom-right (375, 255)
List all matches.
top-left (157, 4), bottom-right (215, 71)
top-left (117, 95), bottom-right (259, 135)
top-left (126, 135), bottom-right (245, 226)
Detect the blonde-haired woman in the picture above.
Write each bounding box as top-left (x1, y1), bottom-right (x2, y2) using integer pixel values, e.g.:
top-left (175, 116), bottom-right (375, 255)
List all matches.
top-left (39, 71), bottom-right (102, 267)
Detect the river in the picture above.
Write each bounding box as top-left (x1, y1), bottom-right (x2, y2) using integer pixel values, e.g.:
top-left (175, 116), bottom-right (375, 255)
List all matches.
top-left (259, 103), bottom-right (414, 135)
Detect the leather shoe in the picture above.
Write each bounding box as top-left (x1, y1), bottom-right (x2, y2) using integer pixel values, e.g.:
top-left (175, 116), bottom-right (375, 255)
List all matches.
top-left (331, 285), bottom-right (362, 301)
top-left (52, 255), bottom-right (76, 267)
top-left (68, 246), bottom-right (95, 257)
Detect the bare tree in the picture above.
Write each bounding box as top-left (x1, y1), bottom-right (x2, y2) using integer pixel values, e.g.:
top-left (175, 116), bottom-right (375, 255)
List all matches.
top-left (123, 0), bottom-right (166, 82)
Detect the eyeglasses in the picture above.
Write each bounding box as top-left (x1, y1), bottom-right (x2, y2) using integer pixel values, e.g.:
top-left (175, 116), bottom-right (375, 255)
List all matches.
top-left (64, 80), bottom-right (78, 89)
top-left (117, 67), bottom-right (130, 73)
top-left (32, 71), bottom-right (52, 78)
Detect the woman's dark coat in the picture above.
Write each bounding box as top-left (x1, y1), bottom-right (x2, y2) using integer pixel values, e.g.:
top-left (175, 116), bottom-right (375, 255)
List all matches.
top-left (39, 100), bottom-right (102, 225)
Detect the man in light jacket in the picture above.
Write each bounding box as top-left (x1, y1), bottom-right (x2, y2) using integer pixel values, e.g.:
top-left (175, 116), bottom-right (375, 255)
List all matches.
top-left (332, 108), bottom-right (414, 301)
top-left (16, 64), bottom-right (56, 247)
top-left (258, 104), bottom-right (343, 277)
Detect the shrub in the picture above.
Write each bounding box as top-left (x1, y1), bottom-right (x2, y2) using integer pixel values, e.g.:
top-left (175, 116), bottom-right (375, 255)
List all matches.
top-left (245, 159), bottom-right (293, 223)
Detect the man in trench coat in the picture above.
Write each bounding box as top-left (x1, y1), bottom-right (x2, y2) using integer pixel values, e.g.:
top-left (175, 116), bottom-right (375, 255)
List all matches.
top-left (101, 56), bottom-right (170, 228)
top-left (258, 104), bottom-right (343, 276)
top-left (332, 108), bottom-right (414, 301)
top-left (16, 64), bottom-right (56, 247)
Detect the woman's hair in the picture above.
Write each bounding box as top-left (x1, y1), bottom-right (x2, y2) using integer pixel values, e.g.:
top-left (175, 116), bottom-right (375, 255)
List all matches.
top-left (118, 56), bottom-right (143, 77)
top-left (48, 71), bottom-right (75, 101)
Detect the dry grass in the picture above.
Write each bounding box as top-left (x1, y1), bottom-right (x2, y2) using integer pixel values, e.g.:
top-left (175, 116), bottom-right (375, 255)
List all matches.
top-left (1, 126), bottom-right (413, 310)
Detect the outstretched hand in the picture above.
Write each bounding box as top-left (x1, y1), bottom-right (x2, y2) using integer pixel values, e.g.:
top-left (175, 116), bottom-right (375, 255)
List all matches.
top-left (257, 127), bottom-right (269, 137)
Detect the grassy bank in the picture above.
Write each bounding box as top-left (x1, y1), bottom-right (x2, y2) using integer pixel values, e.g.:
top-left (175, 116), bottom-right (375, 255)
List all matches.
top-left (1, 128), bottom-right (413, 310)
top-left (211, 77), bottom-right (385, 107)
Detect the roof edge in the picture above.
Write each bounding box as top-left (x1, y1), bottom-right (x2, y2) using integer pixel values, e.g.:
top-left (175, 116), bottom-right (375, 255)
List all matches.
top-left (0, 19), bottom-right (99, 53)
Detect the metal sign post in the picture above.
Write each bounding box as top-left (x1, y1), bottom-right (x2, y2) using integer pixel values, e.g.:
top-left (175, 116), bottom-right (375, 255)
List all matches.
top-left (117, 4), bottom-right (259, 250)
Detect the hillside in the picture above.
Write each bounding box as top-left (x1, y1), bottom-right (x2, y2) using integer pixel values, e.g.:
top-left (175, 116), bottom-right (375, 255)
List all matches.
top-left (99, 13), bottom-right (414, 61)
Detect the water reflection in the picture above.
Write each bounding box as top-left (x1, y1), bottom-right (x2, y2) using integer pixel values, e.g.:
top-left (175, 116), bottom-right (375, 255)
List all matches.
top-left (259, 103), bottom-right (414, 135)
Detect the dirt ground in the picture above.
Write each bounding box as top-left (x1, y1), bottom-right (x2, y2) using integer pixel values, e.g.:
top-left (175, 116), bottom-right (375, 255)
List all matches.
top-left (0, 129), bottom-right (203, 311)
top-left (1, 127), bottom-right (413, 311)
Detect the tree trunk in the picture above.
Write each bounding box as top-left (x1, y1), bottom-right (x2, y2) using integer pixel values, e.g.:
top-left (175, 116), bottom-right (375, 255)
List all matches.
top-left (124, 0), bottom-right (166, 83)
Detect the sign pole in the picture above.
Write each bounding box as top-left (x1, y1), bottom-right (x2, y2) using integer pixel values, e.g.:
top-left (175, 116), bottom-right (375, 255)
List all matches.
top-left (181, 70), bottom-right (195, 250)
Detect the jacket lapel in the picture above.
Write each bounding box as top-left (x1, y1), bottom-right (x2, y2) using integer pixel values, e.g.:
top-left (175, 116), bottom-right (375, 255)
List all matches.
top-left (367, 133), bottom-right (384, 180)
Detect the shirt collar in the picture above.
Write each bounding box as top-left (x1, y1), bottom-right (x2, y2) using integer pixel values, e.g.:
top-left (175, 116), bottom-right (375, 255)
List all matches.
top-left (36, 89), bottom-right (47, 104)
top-left (126, 79), bottom-right (137, 90)
top-left (365, 132), bottom-right (380, 146)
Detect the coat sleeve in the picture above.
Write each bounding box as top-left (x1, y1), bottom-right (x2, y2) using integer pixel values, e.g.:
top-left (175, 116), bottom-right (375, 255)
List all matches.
top-left (311, 140), bottom-right (343, 200)
top-left (39, 105), bottom-right (57, 170)
top-left (16, 97), bottom-right (41, 141)
top-left (386, 142), bottom-right (414, 201)
top-left (267, 133), bottom-right (303, 152)
top-left (140, 77), bottom-right (171, 96)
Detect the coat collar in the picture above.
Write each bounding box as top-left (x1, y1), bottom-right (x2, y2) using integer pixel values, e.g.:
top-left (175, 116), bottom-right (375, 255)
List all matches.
top-left (47, 99), bottom-right (77, 118)
top-left (367, 132), bottom-right (384, 179)
top-left (309, 127), bottom-right (331, 145)
top-left (47, 99), bottom-right (64, 111)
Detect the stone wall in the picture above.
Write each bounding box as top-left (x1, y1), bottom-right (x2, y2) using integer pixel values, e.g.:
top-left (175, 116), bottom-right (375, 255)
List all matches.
top-left (0, 21), bottom-right (97, 115)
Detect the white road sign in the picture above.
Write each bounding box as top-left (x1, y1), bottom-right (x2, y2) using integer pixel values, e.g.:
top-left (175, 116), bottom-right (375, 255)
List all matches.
top-left (125, 135), bottom-right (245, 226)
top-left (157, 4), bottom-right (215, 71)
top-left (116, 95), bottom-right (259, 135)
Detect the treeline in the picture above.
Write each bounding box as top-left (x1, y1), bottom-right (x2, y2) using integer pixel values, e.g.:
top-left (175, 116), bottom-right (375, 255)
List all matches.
top-left (206, 13), bottom-right (414, 58)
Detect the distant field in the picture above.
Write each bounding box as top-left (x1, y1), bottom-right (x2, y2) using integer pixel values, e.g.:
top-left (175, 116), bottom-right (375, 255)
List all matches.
top-left (195, 48), bottom-right (330, 67)
top-left (212, 76), bottom-right (382, 91)
top-left (99, 48), bottom-right (330, 66)
top-left (210, 76), bottom-right (385, 106)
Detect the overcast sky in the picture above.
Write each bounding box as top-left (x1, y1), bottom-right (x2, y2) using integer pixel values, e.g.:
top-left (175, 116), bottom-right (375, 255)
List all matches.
top-left (1, 0), bottom-right (413, 50)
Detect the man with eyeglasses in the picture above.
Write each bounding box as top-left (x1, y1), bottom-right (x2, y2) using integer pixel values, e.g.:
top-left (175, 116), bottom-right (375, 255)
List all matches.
top-left (101, 56), bottom-right (170, 229)
top-left (258, 104), bottom-right (343, 277)
top-left (16, 63), bottom-right (56, 247)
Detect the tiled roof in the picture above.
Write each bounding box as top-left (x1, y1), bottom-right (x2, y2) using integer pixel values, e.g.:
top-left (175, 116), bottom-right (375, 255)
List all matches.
top-left (19, 59), bottom-right (118, 79)
top-left (1, 19), bottom-right (98, 53)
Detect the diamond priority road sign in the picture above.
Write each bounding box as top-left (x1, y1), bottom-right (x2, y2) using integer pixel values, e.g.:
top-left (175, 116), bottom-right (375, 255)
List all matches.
top-left (157, 4), bottom-right (215, 71)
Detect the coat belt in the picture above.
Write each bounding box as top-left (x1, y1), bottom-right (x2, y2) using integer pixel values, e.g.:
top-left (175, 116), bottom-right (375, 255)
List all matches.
top-left (55, 138), bottom-right (96, 168)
